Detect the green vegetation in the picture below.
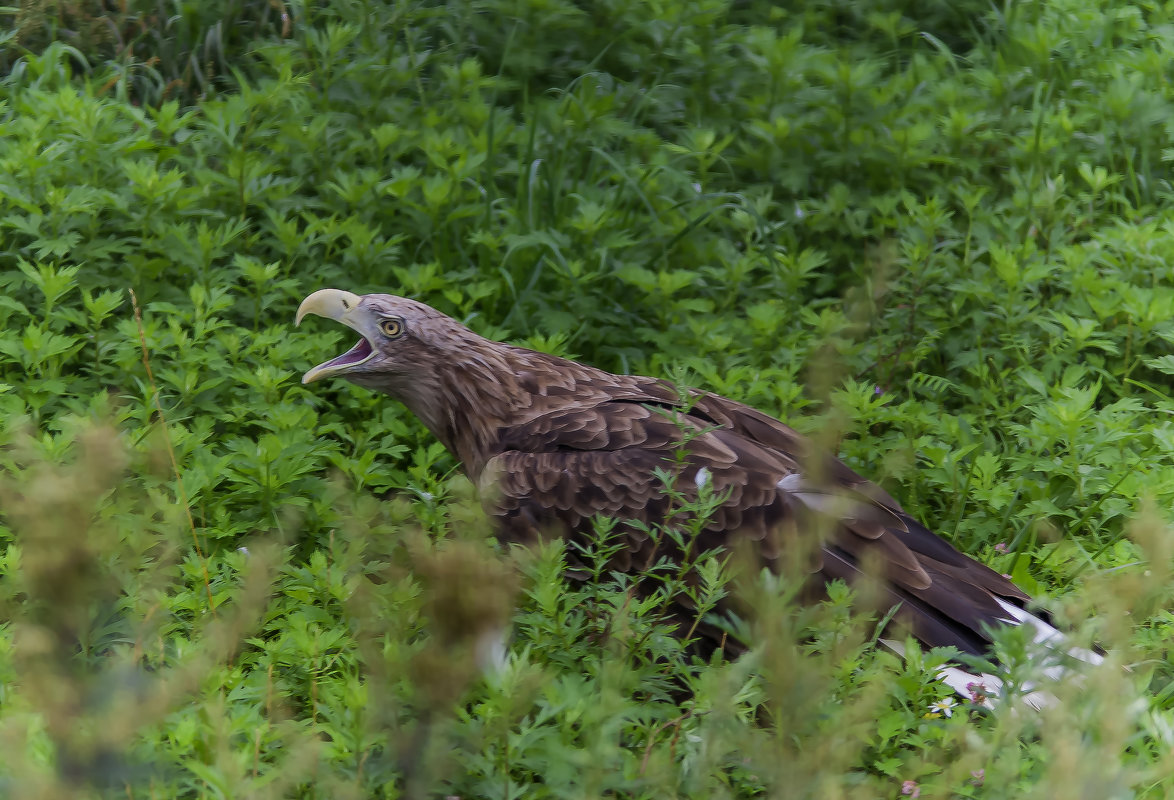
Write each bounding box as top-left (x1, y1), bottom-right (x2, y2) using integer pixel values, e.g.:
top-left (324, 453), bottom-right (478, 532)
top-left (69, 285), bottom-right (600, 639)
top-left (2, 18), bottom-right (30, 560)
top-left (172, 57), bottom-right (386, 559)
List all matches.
top-left (3, 0), bottom-right (1174, 796)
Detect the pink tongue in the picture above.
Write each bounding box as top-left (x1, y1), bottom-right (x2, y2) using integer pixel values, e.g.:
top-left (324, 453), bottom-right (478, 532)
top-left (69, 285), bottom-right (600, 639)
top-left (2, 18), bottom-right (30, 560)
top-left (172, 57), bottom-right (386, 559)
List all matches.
top-left (326, 338), bottom-right (372, 367)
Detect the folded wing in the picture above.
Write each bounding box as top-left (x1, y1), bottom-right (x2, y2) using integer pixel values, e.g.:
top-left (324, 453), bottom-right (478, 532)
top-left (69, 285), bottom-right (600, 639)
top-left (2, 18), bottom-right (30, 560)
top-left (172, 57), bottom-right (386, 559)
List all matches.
top-left (481, 384), bottom-right (1030, 656)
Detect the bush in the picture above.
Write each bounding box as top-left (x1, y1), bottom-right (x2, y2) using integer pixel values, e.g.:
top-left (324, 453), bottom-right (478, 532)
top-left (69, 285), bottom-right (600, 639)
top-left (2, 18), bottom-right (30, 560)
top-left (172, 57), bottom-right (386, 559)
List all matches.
top-left (3, 0), bottom-right (1174, 796)
top-left (2, 0), bottom-right (290, 102)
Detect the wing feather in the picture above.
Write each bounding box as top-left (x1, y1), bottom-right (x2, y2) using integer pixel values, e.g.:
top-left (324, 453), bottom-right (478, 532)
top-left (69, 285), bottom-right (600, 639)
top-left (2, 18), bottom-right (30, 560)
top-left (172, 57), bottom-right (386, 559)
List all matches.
top-left (479, 383), bottom-right (1029, 656)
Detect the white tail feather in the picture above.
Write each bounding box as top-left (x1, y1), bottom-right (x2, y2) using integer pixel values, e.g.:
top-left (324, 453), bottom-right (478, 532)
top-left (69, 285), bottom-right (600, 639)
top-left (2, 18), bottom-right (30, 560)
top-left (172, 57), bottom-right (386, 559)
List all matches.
top-left (880, 638), bottom-right (1007, 708)
top-left (882, 602), bottom-right (1101, 711)
top-left (994, 598), bottom-right (1104, 669)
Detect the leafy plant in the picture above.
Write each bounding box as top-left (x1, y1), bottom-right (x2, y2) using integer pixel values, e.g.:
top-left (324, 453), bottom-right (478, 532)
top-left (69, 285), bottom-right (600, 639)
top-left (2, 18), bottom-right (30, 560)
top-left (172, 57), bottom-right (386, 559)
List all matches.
top-left (4, 0), bottom-right (1174, 796)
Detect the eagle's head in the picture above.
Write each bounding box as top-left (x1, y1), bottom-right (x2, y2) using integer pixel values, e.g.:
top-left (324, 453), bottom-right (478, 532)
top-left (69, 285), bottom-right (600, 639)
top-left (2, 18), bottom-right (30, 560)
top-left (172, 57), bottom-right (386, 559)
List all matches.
top-left (295, 288), bottom-right (471, 390)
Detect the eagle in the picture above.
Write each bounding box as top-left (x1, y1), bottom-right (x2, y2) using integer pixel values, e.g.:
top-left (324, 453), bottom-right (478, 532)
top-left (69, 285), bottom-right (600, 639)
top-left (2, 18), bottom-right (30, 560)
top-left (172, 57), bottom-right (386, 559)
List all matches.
top-left (295, 288), bottom-right (1094, 692)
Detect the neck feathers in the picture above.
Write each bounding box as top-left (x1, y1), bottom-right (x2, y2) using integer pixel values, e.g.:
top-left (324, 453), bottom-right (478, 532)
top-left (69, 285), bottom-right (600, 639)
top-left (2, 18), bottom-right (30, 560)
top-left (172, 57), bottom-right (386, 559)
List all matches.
top-left (391, 338), bottom-right (532, 476)
top-left (373, 330), bottom-right (624, 477)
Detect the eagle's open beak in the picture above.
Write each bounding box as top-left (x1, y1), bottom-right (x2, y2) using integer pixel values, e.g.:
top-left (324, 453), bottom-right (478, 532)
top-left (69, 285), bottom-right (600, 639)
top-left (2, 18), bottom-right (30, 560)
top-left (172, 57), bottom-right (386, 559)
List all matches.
top-left (296, 289), bottom-right (377, 384)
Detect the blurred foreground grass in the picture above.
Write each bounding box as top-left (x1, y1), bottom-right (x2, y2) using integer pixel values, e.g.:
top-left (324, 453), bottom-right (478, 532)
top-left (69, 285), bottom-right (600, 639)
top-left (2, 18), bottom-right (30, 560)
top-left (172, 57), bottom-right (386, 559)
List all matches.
top-left (2, 423), bottom-right (1174, 798)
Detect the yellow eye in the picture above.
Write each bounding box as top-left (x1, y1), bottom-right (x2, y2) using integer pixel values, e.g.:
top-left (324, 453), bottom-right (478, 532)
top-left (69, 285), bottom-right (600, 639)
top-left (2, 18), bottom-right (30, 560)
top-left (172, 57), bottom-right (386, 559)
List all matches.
top-left (379, 317), bottom-right (405, 338)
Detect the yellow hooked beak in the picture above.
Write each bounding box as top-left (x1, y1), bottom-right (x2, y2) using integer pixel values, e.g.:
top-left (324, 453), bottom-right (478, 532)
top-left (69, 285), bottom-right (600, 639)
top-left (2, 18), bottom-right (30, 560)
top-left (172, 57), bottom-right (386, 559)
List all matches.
top-left (296, 289), bottom-right (377, 384)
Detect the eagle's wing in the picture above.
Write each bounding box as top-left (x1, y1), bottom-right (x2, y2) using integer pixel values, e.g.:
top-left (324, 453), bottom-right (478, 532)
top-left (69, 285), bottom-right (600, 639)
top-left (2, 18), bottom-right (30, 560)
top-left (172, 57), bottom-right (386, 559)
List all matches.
top-left (480, 388), bottom-right (1029, 656)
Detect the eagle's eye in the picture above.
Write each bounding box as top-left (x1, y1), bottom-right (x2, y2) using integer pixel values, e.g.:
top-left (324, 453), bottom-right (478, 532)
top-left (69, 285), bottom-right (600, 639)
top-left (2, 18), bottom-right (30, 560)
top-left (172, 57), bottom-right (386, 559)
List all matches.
top-left (379, 317), bottom-right (405, 338)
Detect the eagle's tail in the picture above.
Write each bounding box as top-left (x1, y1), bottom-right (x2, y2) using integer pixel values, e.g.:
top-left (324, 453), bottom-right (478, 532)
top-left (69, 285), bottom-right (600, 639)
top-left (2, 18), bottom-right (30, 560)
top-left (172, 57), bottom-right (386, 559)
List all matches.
top-left (881, 600), bottom-right (1103, 710)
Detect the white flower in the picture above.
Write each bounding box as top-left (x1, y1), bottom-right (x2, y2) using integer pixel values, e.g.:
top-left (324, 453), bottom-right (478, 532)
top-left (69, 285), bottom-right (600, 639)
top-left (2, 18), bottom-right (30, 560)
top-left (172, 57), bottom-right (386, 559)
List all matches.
top-left (695, 467), bottom-right (710, 490)
top-left (929, 697), bottom-right (956, 718)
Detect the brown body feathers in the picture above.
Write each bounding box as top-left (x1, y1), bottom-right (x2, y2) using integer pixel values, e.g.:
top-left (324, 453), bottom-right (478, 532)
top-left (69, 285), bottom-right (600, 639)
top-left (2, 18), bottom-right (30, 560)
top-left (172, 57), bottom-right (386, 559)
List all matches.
top-left (297, 289), bottom-right (1030, 657)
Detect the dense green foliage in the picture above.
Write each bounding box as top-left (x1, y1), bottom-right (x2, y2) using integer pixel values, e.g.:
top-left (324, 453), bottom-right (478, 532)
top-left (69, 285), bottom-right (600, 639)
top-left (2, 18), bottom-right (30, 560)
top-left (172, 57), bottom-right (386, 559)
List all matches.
top-left (4, 0), bottom-right (1174, 796)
